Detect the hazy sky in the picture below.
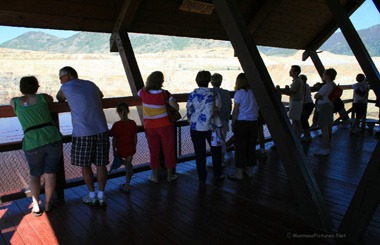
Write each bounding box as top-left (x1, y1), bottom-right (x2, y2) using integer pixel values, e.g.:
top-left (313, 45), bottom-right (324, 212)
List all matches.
top-left (0, 0), bottom-right (379, 44)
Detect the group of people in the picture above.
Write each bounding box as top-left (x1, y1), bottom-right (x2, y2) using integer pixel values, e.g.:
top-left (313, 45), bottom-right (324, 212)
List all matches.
top-left (280, 65), bottom-right (374, 156)
top-left (11, 65), bottom-right (376, 216)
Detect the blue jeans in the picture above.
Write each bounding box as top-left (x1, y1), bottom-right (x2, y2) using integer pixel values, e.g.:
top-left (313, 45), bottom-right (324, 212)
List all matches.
top-left (24, 140), bottom-right (63, 177)
top-left (190, 130), bottom-right (222, 181)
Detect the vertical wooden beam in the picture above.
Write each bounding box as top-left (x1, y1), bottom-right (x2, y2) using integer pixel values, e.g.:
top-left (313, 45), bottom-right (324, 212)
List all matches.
top-left (324, 0), bottom-right (380, 242)
top-left (213, 0), bottom-right (333, 231)
top-left (51, 112), bottom-right (65, 200)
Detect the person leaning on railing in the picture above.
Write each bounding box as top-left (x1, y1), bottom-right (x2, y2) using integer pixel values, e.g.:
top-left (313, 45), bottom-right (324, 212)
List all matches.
top-left (350, 73), bottom-right (370, 134)
top-left (56, 66), bottom-right (109, 207)
top-left (10, 76), bottom-right (63, 216)
top-left (313, 68), bottom-right (337, 156)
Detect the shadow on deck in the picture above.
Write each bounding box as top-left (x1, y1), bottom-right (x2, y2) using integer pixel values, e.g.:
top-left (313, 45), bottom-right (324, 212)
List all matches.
top-left (1, 125), bottom-right (379, 244)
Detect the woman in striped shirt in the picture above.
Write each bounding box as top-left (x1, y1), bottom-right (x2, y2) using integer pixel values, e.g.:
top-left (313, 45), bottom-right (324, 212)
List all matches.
top-left (138, 71), bottom-right (179, 183)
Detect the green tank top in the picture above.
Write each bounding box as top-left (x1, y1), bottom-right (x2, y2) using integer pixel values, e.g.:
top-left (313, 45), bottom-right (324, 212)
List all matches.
top-left (14, 94), bottom-right (62, 151)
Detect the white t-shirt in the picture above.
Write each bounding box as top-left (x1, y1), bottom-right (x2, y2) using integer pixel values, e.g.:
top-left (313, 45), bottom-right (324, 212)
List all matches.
top-left (303, 83), bottom-right (313, 104)
top-left (234, 89), bottom-right (259, 121)
top-left (317, 82), bottom-right (335, 105)
top-left (353, 82), bottom-right (369, 103)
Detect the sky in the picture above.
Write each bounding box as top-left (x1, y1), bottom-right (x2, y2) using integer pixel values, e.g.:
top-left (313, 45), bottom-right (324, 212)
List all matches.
top-left (0, 0), bottom-right (379, 44)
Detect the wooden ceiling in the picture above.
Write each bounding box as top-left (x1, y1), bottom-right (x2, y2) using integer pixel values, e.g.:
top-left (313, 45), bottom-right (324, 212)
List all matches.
top-left (0, 0), bottom-right (363, 51)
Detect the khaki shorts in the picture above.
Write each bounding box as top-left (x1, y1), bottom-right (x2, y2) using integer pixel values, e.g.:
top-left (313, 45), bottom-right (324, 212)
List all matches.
top-left (288, 101), bottom-right (303, 120)
top-left (317, 103), bottom-right (334, 127)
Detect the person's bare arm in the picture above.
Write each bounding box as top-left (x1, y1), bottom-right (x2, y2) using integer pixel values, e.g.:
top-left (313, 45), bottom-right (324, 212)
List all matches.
top-left (169, 98), bottom-right (179, 110)
top-left (314, 93), bottom-right (322, 100)
top-left (42, 93), bottom-right (54, 103)
top-left (56, 90), bottom-right (66, 102)
top-left (231, 103), bottom-right (240, 130)
top-left (9, 98), bottom-right (15, 109)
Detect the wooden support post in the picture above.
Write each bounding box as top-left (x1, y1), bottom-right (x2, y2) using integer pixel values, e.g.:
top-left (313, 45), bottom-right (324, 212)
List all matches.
top-left (302, 50), bottom-right (325, 78)
top-left (213, 0), bottom-right (333, 231)
top-left (324, 0), bottom-right (380, 242)
top-left (51, 112), bottom-right (65, 200)
top-left (110, 0), bottom-right (144, 122)
top-left (111, 32), bottom-right (144, 123)
top-left (111, 32), bottom-right (144, 96)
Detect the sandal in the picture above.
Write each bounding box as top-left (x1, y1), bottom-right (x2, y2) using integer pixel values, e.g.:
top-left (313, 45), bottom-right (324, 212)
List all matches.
top-left (31, 204), bottom-right (43, 217)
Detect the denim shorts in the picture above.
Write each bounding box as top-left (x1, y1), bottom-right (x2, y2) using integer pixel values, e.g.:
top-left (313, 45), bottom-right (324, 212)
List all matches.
top-left (24, 140), bottom-right (63, 177)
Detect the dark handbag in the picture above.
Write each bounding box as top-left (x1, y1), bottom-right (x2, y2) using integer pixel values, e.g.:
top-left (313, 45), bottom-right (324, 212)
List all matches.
top-left (164, 90), bottom-right (182, 122)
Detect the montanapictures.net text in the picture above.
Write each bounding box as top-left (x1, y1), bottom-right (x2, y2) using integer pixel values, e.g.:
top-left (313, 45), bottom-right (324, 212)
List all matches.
top-left (288, 233), bottom-right (347, 239)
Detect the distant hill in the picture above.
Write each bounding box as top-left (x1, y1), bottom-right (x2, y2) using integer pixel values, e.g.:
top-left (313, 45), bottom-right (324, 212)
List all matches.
top-left (320, 24), bottom-right (380, 56)
top-left (1, 24), bottom-right (379, 56)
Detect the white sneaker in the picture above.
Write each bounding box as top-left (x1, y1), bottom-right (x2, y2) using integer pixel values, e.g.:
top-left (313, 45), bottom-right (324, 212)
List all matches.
top-left (314, 149), bottom-right (330, 156)
top-left (167, 174), bottom-right (178, 182)
top-left (148, 175), bottom-right (158, 183)
top-left (98, 196), bottom-right (107, 206)
top-left (83, 194), bottom-right (98, 206)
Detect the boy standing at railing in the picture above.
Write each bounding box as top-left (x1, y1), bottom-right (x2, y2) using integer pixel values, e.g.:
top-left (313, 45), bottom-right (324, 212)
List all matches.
top-left (109, 102), bottom-right (137, 193)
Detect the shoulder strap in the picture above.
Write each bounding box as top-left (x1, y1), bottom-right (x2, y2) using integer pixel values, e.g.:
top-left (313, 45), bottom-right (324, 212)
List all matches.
top-left (164, 90), bottom-right (171, 102)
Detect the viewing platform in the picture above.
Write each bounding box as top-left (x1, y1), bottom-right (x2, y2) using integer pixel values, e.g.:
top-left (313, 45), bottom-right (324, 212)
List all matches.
top-left (1, 125), bottom-right (379, 244)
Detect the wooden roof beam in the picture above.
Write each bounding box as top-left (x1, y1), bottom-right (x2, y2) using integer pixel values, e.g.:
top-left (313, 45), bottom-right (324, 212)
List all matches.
top-left (110, 0), bottom-right (142, 52)
top-left (248, 0), bottom-right (283, 35)
top-left (213, 0), bottom-right (333, 231)
top-left (303, 0), bottom-right (363, 59)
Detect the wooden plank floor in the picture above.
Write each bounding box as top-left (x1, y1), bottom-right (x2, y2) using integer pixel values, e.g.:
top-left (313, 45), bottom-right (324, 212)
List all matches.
top-left (1, 125), bottom-right (380, 245)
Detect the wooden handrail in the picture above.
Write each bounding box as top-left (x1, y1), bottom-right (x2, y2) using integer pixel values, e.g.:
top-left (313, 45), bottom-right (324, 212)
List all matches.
top-left (0, 93), bottom-right (191, 119)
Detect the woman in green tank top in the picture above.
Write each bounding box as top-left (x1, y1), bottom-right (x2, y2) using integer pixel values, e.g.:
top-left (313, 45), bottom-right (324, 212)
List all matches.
top-left (10, 76), bottom-right (63, 216)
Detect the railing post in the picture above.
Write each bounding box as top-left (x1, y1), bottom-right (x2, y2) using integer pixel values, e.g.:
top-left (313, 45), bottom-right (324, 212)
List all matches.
top-left (178, 124), bottom-right (182, 157)
top-left (51, 112), bottom-right (66, 200)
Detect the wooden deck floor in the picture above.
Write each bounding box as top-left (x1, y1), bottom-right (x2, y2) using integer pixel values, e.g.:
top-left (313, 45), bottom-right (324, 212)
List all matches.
top-left (1, 125), bottom-right (380, 245)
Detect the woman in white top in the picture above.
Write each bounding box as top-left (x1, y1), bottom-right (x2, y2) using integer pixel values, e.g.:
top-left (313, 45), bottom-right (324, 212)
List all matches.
top-left (314, 68), bottom-right (337, 156)
top-left (229, 73), bottom-right (259, 180)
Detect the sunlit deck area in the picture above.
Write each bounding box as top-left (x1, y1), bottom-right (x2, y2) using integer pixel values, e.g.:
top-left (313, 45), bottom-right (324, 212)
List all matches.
top-left (1, 125), bottom-right (380, 244)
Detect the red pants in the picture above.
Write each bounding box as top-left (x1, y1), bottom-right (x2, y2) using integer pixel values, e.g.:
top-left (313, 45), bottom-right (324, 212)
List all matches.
top-left (145, 125), bottom-right (176, 169)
